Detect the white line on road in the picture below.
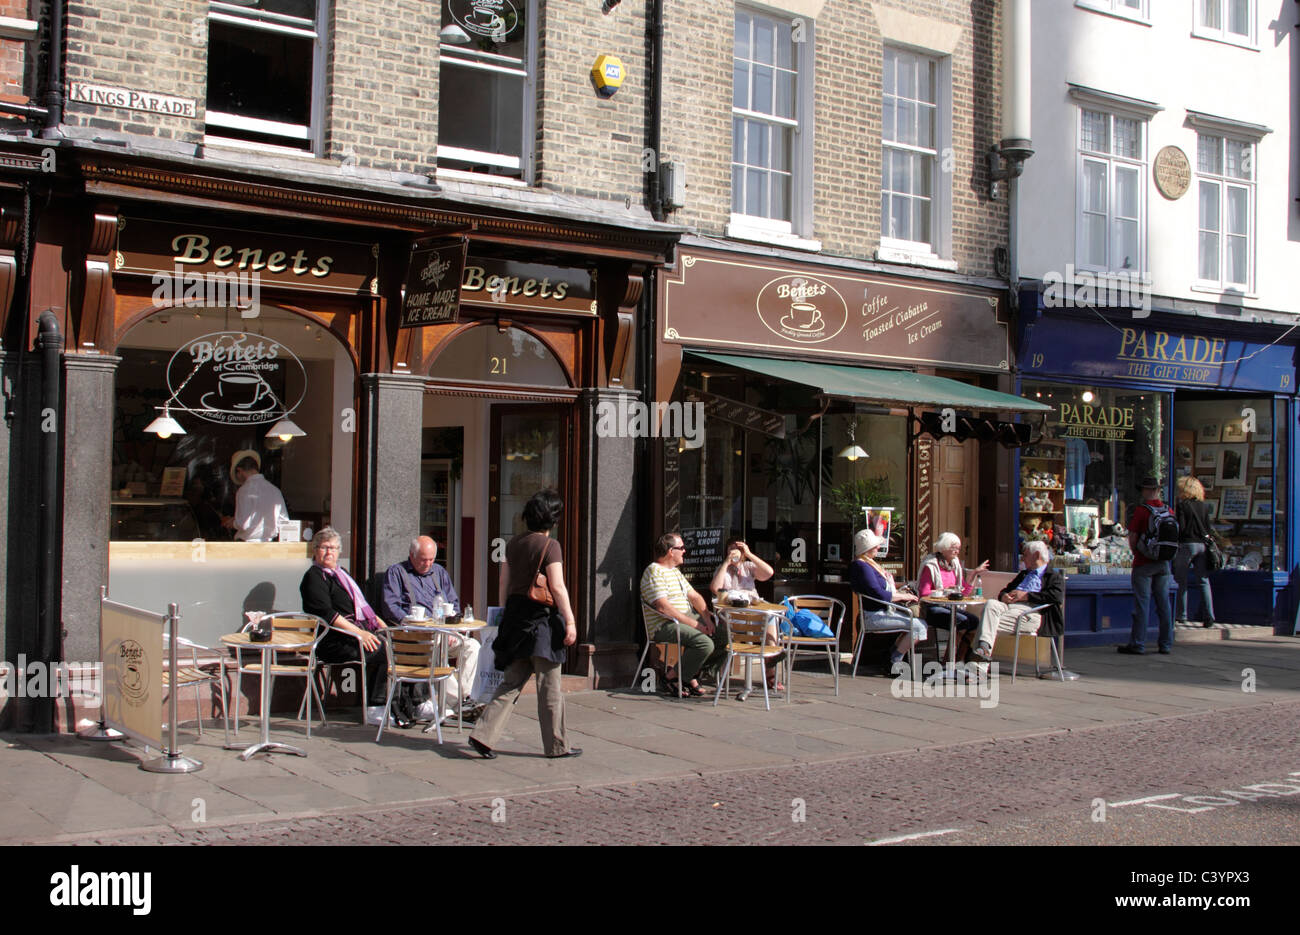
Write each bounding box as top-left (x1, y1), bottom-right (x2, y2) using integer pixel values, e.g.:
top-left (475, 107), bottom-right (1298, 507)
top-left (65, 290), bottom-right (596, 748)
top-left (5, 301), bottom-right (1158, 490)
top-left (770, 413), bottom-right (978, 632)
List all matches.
top-left (1109, 793), bottom-right (1182, 807)
top-left (867, 828), bottom-right (961, 846)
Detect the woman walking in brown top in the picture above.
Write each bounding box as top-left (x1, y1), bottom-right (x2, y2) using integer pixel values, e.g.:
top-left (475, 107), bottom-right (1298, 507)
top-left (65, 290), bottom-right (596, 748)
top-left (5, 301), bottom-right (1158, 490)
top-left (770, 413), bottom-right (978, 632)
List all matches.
top-left (468, 489), bottom-right (580, 759)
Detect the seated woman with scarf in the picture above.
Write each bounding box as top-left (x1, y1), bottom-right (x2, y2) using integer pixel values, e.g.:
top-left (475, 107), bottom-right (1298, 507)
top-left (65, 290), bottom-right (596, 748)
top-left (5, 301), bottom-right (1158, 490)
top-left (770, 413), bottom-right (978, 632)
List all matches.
top-left (300, 526), bottom-right (393, 726)
top-left (850, 528), bottom-right (925, 675)
top-left (917, 532), bottom-right (989, 636)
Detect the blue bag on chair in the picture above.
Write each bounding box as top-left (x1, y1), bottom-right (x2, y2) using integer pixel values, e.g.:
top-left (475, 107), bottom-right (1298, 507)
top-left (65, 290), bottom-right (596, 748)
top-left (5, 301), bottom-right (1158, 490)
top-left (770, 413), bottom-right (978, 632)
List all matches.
top-left (782, 598), bottom-right (832, 638)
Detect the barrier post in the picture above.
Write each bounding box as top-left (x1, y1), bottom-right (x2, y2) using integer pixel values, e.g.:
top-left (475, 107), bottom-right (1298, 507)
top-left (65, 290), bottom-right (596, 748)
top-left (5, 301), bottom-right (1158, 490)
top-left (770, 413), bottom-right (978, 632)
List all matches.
top-left (78, 586), bottom-right (126, 741)
top-left (141, 603), bottom-right (204, 774)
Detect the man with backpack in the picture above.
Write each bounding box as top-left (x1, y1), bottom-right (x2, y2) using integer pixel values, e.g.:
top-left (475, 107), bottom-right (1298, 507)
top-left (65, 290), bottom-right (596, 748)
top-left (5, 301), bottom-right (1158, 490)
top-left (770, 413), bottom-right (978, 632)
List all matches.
top-left (1120, 476), bottom-right (1177, 655)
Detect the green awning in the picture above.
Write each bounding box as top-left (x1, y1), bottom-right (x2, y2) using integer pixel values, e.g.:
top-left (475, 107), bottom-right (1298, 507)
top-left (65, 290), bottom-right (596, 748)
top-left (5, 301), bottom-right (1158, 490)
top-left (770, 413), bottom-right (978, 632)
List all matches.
top-left (687, 351), bottom-right (1052, 414)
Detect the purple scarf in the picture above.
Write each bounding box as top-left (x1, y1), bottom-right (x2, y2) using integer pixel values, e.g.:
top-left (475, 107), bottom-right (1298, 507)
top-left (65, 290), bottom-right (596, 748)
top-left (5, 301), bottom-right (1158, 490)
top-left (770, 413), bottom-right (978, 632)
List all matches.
top-left (322, 565), bottom-right (381, 631)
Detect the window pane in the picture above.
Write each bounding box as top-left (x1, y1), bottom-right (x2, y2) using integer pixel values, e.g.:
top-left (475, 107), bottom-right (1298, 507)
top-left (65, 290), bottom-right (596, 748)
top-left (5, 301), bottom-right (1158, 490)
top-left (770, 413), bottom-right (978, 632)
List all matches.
top-left (771, 126), bottom-right (791, 172)
top-left (1083, 214), bottom-right (1107, 266)
top-left (883, 49), bottom-right (896, 95)
top-left (1081, 110), bottom-right (1108, 154)
top-left (1198, 135), bottom-right (1223, 174)
top-left (882, 99), bottom-right (895, 143)
top-left (1115, 166), bottom-right (1139, 219)
top-left (890, 194), bottom-right (911, 240)
top-left (735, 11), bottom-right (750, 60)
top-left (732, 170), bottom-right (743, 214)
top-left (917, 102), bottom-right (935, 150)
top-left (746, 167), bottom-right (765, 216)
top-left (207, 20), bottom-right (313, 128)
top-left (440, 0), bottom-right (525, 58)
top-left (1202, 0), bottom-right (1221, 30)
top-left (752, 65), bottom-right (773, 113)
top-left (896, 98), bottom-right (916, 145)
top-left (1199, 180), bottom-right (1221, 231)
top-left (775, 70), bottom-right (794, 120)
top-left (749, 120), bottom-right (769, 168)
top-left (916, 153), bottom-right (933, 198)
top-left (754, 16), bottom-right (774, 64)
top-left (893, 148), bottom-right (912, 193)
top-left (1083, 160), bottom-right (1107, 213)
top-left (897, 54), bottom-right (916, 98)
top-left (1226, 235), bottom-right (1247, 284)
top-left (918, 59), bottom-right (935, 102)
top-left (732, 116), bottom-right (744, 163)
top-left (439, 62), bottom-right (524, 160)
top-left (1226, 185), bottom-right (1248, 235)
top-left (733, 63), bottom-right (749, 110)
top-left (913, 197), bottom-right (931, 245)
top-left (1228, 0), bottom-right (1249, 36)
top-left (771, 172), bottom-right (790, 220)
top-left (1199, 231), bottom-right (1220, 280)
top-left (1114, 218), bottom-right (1138, 269)
top-left (1113, 117), bottom-right (1140, 159)
top-left (775, 20), bottom-right (793, 69)
top-left (1226, 140), bottom-right (1251, 180)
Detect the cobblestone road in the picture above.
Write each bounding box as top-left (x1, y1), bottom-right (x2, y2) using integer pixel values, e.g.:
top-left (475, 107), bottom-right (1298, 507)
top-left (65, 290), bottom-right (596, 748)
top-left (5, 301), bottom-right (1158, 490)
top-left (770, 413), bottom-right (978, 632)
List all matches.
top-left (81, 700), bottom-right (1300, 846)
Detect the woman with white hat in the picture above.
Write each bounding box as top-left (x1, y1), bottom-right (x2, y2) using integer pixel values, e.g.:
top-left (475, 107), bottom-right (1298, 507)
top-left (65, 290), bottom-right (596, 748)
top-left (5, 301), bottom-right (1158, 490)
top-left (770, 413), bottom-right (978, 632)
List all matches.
top-left (849, 528), bottom-right (925, 674)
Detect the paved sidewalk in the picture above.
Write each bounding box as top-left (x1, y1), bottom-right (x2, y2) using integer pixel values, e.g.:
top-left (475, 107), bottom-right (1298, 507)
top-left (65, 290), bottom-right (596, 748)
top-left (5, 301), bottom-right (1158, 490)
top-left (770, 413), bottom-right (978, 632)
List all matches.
top-left (2, 635), bottom-right (1296, 844)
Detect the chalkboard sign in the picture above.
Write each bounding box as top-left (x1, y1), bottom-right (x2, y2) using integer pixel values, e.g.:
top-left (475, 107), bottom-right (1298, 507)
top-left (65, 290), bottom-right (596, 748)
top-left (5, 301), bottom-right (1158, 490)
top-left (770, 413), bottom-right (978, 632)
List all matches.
top-left (680, 527), bottom-right (725, 591)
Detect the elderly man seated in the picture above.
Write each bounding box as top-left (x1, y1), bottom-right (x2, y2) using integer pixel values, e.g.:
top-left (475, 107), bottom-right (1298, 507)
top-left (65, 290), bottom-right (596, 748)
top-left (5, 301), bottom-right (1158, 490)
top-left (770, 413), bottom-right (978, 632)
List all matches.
top-left (380, 536), bottom-right (482, 721)
top-left (968, 541), bottom-right (1064, 664)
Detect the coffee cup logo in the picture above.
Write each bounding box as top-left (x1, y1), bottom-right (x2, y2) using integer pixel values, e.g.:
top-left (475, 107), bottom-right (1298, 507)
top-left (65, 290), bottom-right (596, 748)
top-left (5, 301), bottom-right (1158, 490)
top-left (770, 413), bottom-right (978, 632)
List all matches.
top-left (447, 0), bottom-right (519, 40)
top-left (169, 331), bottom-right (307, 426)
top-left (756, 275), bottom-right (848, 344)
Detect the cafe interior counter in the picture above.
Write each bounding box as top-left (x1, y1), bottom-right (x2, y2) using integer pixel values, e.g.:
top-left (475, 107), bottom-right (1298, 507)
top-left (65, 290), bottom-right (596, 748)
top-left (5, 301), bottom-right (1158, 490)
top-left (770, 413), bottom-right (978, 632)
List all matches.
top-left (108, 540), bottom-right (319, 648)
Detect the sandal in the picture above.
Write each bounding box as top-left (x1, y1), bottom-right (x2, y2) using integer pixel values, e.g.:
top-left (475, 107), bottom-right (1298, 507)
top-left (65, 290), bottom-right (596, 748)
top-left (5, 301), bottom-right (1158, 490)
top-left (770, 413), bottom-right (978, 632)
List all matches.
top-left (684, 681), bottom-right (705, 697)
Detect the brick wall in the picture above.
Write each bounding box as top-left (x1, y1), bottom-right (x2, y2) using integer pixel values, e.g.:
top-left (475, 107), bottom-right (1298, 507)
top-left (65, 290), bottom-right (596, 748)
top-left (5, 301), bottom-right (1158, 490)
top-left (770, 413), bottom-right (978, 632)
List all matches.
top-left (0, 0), bottom-right (29, 99)
top-left (659, 0), bottom-right (1006, 278)
top-left (327, 0), bottom-right (438, 172)
top-left (62, 0), bottom-right (207, 143)
top-left (535, 1), bottom-right (648, 201)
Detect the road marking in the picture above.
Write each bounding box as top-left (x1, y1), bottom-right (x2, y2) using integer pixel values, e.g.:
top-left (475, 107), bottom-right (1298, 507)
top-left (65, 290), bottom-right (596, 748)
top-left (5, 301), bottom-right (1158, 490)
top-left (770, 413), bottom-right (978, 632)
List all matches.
top-left (1109, 793), bottom-right (1182, 808)
top-left (867, 828), bottom-right (961, 846)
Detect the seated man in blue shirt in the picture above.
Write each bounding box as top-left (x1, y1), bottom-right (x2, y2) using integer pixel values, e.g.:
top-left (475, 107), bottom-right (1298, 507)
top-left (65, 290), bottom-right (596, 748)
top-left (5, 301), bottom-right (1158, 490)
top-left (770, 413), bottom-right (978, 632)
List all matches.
top-left (381, 536), bottom-right (482, 719)
top-left (969, 541), bottom-right (1065, 663)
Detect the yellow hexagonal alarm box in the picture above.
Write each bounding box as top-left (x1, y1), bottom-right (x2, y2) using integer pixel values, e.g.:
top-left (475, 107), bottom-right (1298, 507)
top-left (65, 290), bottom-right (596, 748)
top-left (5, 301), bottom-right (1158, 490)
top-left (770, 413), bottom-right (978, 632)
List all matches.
top-left (591, 54), bottom-right (625, 97)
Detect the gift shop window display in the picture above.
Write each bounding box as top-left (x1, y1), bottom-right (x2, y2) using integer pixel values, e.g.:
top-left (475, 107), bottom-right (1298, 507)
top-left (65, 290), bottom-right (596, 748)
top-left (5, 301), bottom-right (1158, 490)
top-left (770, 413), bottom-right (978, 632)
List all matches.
top-left (1020, 382), bottom-right (1170, 573)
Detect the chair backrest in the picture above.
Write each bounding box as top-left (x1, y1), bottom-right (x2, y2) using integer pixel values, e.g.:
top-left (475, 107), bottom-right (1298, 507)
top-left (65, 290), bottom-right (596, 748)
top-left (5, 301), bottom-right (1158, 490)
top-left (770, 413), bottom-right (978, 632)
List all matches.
top-left (788, 594), bottom-right (846, 637)
top-left (716, 608), bottom-right (768, 648)
top-left (386, 626), bottom-right (435, 671)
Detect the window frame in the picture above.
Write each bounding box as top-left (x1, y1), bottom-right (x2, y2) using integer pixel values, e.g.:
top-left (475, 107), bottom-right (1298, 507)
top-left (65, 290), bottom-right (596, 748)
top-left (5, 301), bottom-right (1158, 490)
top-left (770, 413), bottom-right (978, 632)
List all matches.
top-left (879, 45), bottom-right (952, 261)
top-left (435, 0), bottom-right (538, 183)
top-left (204, 1), bottom-right (329, 156)
top-left (1192, 125), bottom-right (1261, 294)
top-left (1074, 0), bottom-right (1150, 24)
top-left (729, 5), bottom-right (815, 242)
top-left (1193, 0), bottom-right (1257, 49)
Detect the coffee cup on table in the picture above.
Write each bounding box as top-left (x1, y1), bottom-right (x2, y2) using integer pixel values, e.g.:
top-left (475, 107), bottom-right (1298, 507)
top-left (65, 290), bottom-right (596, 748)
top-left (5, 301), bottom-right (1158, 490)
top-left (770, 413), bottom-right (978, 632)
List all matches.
top-left (409, 605), bottom-right (428, 621)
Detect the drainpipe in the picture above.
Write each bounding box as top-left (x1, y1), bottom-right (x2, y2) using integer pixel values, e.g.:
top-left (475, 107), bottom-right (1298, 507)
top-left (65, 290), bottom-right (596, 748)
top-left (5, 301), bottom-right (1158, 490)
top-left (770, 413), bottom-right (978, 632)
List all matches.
top-left (41, 0), bottom-right (65, 137)
top-left (647, 0), bottom-right (665, 221)
top-left (34, 311), bottom-right (62, 733)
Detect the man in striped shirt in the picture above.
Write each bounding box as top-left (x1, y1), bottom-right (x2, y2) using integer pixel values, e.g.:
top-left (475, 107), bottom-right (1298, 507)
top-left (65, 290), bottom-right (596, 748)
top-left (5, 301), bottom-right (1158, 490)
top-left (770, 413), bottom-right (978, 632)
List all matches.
top-left (640, 532), bottom-right (724, 694)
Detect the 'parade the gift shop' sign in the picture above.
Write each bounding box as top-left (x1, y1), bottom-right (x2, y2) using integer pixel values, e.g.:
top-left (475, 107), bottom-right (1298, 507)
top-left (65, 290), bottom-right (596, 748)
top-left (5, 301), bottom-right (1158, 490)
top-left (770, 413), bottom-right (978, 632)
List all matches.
top-left (1022, 317), bottom-right (1296, 393)
top-left (1055, 401), bottom-right (1135, 442)
top-left (661, 250), bottom-right (1009, 371)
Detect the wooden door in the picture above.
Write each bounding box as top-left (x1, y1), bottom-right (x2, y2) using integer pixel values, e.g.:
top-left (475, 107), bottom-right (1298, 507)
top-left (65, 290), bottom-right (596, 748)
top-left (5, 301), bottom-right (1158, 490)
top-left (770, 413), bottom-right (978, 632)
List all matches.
top-left (935, 436), bottom-right (980, 563)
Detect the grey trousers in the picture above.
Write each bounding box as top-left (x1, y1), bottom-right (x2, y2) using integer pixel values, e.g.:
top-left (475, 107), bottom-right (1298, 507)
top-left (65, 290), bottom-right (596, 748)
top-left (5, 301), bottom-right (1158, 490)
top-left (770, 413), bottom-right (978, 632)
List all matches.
top-left (470, 655), bottom-right (567, 756)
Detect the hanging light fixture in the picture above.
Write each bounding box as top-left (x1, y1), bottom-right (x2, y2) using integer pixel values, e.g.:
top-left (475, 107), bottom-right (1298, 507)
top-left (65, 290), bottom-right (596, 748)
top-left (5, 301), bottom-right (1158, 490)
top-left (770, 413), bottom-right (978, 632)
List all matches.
top-left (837, 418), bottom-right (869, 461)
top-left (145, 403), bottom-right (186, 439)
top-left (439, 23), bottom-right (471, 44)
top-left (266, 417), bottom-right (306, 443)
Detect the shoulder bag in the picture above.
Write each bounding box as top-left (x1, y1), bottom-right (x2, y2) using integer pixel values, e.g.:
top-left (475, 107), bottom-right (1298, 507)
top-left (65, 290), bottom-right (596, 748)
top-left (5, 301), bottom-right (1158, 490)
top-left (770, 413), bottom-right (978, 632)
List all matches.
top-left (1204, 534), bottom-right (1225, 572)
top-left (527, 535), bottom-right (556, 606)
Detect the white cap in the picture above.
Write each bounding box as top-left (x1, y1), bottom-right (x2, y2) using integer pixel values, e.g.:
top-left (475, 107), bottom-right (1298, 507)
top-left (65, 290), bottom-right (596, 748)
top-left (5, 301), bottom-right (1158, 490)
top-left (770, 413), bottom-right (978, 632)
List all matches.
top-left (854, 528), bottom-right (885, 557)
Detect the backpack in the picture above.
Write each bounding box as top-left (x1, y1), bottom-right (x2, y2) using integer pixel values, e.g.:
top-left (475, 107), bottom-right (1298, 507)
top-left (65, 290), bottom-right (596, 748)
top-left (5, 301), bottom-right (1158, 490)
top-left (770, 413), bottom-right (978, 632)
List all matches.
top-left (1136, 503), bottom-right (1179, 561)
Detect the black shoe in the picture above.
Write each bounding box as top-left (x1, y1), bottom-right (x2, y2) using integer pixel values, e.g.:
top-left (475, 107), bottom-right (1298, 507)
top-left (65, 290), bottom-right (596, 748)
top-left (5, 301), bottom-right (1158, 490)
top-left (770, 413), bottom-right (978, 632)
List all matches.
top-left (1158, 647), bottom-right (1172, 654)
top-left (1202, 620), bottom-right (1217, 628)
top-left (548, 748), bottom-right (582, 759)
top-left (468, 737), bottom-right (496, 759)
top-left (1116, 644), bottom-right (1145, 655)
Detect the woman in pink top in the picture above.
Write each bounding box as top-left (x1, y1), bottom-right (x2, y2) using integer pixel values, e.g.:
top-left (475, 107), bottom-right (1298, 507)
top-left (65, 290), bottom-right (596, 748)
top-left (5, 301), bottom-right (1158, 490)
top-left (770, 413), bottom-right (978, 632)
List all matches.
top-left (917, 532), bottom-right (989, 635)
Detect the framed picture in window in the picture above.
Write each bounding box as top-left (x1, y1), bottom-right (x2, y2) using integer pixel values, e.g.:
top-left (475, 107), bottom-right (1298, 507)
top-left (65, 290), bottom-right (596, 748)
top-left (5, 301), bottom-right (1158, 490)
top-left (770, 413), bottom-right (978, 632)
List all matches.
top-left (1195, 445), bottom-right (1218, 469)
top-left (1255, 475), bottom-right (1272, 494)
top-left (1250, 500), bottom-right (1272, 521)
top-left (1252, 444), bottom-right (1272, 469)
top-left (159, 467), bottom-right (187, 498)
top-left (1197, 421), bottom-right (1222, 443)
top-left (1204, 498), bottom-right (1218, 521)
top-left (1215, 444), bottom-right (1248, 487)
top-left (1197, 474), bottom-right (1215, 492)
top-left (1219, 486), bottom-right (1251, 520)
top-left (1221, 420), bottom-right (1248, 443)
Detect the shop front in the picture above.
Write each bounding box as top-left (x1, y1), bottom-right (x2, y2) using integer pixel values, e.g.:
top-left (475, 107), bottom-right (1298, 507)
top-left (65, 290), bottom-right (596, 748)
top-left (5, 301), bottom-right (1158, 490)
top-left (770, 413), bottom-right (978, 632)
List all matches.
top-left (1017, 300), bottom-right (1298, 641)
top-left (654, 245), bottom-right (1050, 654)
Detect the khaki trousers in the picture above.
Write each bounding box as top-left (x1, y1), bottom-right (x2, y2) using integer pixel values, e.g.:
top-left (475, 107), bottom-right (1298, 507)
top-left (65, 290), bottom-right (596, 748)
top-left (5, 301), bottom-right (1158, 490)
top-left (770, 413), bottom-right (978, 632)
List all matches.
top-left (976, 599), bottom-right (1042, 651)
top-left (470, 655), bottom-right (567, 756)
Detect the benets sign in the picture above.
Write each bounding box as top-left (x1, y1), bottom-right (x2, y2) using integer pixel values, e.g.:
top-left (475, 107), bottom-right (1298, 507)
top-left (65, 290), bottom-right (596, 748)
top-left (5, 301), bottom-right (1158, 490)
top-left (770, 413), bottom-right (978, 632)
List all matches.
top-left (167, 332), bottom-right (307, 426)
top-left (756, 276), bottom-right (848, 343)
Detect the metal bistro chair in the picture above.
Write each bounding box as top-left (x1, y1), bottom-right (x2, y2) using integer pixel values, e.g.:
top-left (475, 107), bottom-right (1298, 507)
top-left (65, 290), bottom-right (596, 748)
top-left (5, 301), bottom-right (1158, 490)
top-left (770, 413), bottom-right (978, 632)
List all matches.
top-left (713, 607), bottom-right (786, 710)
top-left (311, 623), bottom-right (371, 726)
top-left (850, 592), bottom-right (921, 680)
top-left (632, 600), bottom-right (684, 698)
top-left (233, 612), bottom-right (328, 739)
top-left (782, 595), bottom-right (846, 698)
top-left (376, 627), bottom-right (456, 743)
top-left (1011, 600), bottom-right (1068, 683)
top-left (161, 634), bottom-right (232, 746)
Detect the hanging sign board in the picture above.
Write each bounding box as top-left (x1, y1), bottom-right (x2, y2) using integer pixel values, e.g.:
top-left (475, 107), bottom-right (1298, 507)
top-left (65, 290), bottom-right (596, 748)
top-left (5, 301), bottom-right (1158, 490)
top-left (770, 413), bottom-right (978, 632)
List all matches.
top-left (399, 238), bottom-right (469, 328)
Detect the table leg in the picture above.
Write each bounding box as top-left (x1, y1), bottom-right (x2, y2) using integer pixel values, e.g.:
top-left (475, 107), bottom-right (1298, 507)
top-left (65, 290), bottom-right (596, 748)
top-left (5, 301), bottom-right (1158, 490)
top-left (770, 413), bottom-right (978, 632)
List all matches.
top-left (238, 644), bottom-right (307, 760)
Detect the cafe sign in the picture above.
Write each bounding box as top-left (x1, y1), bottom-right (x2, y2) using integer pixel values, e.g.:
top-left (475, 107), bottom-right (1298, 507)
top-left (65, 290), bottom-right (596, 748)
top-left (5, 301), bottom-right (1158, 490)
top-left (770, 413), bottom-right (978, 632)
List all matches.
top-left (459, 258), bottom-right (597, 316)
top-left (445, 0), bottom-right (521, 39)
top-left (662, 250), bottom-right (1009, 371)
top-left (167, 331), bottom-right (307, 426)
top-left (117, 219), bottom-right (379, 297)
top-left (399, 238), bottom-right (468, 328)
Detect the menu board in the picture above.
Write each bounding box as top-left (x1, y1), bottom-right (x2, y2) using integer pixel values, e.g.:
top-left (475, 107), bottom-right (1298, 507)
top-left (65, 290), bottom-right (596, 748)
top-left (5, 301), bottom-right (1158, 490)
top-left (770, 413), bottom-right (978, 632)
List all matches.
top-left (680, 527), bottom-right (724, 590)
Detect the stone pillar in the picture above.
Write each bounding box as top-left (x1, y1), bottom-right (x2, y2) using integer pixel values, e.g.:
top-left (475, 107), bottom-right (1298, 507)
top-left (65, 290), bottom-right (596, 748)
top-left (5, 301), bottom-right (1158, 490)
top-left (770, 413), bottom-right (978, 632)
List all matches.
top-left (61, 354), bottom-right (120, 662)
top-left (358, 372), bottom-right (426, 585)
top-left (574, 387), bottom-right (640, 687)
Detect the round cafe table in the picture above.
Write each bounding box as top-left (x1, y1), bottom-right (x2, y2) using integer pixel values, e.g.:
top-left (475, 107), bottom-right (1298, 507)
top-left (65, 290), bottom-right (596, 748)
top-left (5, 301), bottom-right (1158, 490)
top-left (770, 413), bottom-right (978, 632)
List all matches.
top-left (711, 598), bottom-right (787, 701)
top-left (398, 617), bottom-right (488, 733)
top-left (918, 595), bottom-right (985, 675)
top-left (220, 630), bottom-right (315, 760)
